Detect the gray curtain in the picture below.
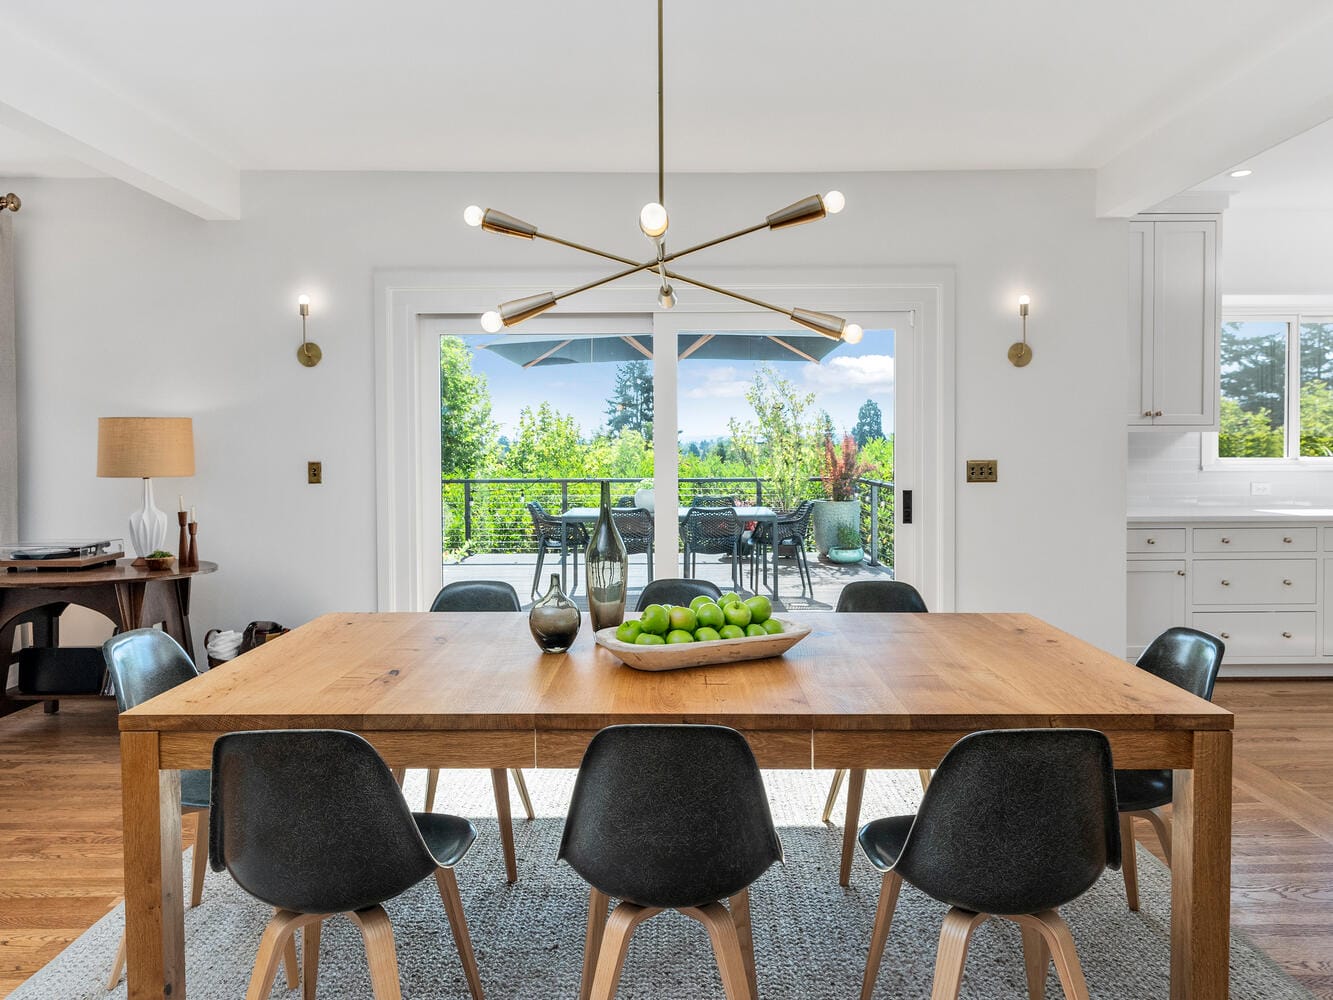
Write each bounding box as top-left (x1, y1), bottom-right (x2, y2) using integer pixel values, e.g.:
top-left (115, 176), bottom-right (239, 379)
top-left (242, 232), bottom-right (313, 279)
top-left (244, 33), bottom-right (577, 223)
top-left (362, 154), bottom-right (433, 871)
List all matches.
top-left (0, 212), bottom-right (15, 542)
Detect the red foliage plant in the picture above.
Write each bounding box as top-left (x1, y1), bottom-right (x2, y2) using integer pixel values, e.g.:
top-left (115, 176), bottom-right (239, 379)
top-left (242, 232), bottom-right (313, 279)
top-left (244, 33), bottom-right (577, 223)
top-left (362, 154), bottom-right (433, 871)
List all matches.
top-left (820, 434), bottom-right (876, 501)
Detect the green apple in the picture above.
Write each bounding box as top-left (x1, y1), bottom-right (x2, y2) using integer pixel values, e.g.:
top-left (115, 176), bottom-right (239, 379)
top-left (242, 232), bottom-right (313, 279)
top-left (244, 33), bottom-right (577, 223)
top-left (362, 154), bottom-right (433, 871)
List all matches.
top-left (722, 601), bottom-right (752, 628)
top-left (689, 594), bottom-right (715, 612)
top-left (761, 618), bottom-right (784, 635)
top-left (695, 603), bottom-right (725, 630)
top-left (666, 629), bottom-right (695, 644)
top-left (718, 591), bottom-right (741, 607)
top-left (719, 624), bottom-right (745, 640)
top-left (615, 620), bottom-right (643, 643)
top-left (694, 626), bottom-right (721, 642)
top-left (742, 595), bottom-right (772, 624)
top-left (668, 606), bottom-right (698, 633)
top-left (639, 604), bottom-right (670, 635)
top-left (635, 633), bottom-right (667, 645)
top-left (745, 623), bottom-right (768, 637)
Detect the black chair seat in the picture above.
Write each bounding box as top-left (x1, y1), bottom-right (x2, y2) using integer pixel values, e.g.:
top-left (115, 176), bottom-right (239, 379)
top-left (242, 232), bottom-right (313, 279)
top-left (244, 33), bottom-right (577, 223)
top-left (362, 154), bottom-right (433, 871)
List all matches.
top-left (412, 812), bottom-right (477, 868)
top-left (857, 815), bottom-right (914, 872)
top-left (181, 769), bottom-right (212, 810)
top-left (1114, 768), bottom-right (1172, 812)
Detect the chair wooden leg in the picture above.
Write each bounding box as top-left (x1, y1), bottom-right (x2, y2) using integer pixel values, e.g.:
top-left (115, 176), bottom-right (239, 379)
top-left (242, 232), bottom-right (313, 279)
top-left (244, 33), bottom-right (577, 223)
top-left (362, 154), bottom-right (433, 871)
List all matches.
top-left (861, 870), bottom-right (902, 1000)
top-left (434, 867), bottom-right (485, 1000)
top-left (917, 769), bottom-right (933, 792)
top-left (424, 768), bottom-right (440, 814)
top-left (303, 919), bottom-right (322, 1000)
top-left (107, 931), bottom-right (127, 990)
top-left (822, 769), bottom-right (846, 824)
top-left (1020, 922), bottom-right (1049, 999)
top-left (588, 902), bottom-right (660, 1000)
top-left (391, 768), bottom-right (406, 787)
top-left (245, 909), bottom-right (307, 1000)
top-left (350, 905), bottom-right (403, 1000)
top-left (511, 768), bottom-right (536, 820)
top-left (284, 930), bottom-right (301, 989)
top-left (580, 888), bottom-right (610, 1000)
top-left (190, 809), bottom-right (209, 908)
top-left (490, 768), bottom-right (518, 883)
top-left (532, 547), bottom-right (546, 600)
top-left (1011, 910), bottom-right (1090, 1000)
top-left (1120, 814), bottom-right (1140, 911)
top-left (729, 888), bottom-right (758, 1000)
top-left (840, 768), bottom-right (866, 886)
top-left (680, 901), bottom-right (754, 1000)
top-left (929, 908), bottom-right (989, 1000)
top-left (1137, 807), bottom-right (1173, 864)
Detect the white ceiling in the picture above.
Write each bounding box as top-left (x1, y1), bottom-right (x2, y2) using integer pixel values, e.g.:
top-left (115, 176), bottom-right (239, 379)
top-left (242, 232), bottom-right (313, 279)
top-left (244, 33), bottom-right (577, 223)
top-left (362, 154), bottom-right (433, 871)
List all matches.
top-left (1192, 117), bottom-right (1333, 209)
top-left (1, 0), bottom-right (1330, 178)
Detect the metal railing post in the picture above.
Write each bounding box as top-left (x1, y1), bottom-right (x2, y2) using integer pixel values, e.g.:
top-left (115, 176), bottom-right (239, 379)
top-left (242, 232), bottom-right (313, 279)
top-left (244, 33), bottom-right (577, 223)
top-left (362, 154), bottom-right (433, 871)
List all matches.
top-left (868, 482), bottom-right (880, 566)
top-left (463, 481), bottom-right (473, 542)
top-left (561, 480), bottom-right (569, 513)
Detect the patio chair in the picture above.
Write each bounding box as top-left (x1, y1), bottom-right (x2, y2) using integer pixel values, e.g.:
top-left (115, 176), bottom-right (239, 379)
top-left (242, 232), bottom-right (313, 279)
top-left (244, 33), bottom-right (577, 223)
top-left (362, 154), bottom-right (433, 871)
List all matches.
top-left (614, 495), bottom-right (635, 508)
top-left (636, 578), bottom-right (721, 611)
top-left (690, 495), bottom-right (736, 508)
top-left (750, 500), bottom-right (815, 597)
top-left (611, 506), bottom-right (654, 583)
top-left (527, 501), bottom-right (588, 599)
top-left (682, 506), bottom-right (745, 592)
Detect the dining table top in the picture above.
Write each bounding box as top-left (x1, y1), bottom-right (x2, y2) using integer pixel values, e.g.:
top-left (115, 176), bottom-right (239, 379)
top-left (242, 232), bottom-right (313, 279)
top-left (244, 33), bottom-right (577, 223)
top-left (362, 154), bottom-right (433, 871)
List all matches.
top-left (559, 505), bottom-right (777, 522)
top-left (120, 611), bottom-right (1232, 735)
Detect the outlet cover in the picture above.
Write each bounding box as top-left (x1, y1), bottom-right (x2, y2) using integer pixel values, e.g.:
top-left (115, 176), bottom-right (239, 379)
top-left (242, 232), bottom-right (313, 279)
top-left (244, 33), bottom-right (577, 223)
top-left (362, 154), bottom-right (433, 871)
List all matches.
top-left (966, 460), bottom-right (998, 483)
top-left (307, 461), bottom-right (323, 485)
top-left (1250, 482), bottom-right (1272, 495)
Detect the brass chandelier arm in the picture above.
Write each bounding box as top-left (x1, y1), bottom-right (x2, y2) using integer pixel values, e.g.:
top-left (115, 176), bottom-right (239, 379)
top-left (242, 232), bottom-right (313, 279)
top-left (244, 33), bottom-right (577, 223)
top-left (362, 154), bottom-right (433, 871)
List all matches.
top-left (660, 270), bottom-right (788, 315)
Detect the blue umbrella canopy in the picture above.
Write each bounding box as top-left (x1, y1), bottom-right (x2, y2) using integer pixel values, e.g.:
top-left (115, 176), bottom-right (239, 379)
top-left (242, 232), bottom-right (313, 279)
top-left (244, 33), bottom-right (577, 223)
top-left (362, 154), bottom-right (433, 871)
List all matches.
top-left (481, 331), bottom-right (841, 368)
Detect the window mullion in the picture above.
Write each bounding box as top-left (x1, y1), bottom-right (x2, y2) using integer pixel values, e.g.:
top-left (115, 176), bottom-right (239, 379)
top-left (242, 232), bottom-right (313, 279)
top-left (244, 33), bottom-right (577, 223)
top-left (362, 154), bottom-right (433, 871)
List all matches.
top-left (1288, 317), bottom-right (1301, 459)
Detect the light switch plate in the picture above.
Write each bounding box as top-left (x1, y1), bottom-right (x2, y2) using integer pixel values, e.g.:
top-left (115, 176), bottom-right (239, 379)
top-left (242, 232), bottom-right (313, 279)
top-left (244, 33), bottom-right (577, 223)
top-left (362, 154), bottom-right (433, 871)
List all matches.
top-left (1250, 482), bottom-right (1272, 495)
top-left (966, 460), bottom-right (997, 483)
top-left (307, 461), bottom-right (323, 485)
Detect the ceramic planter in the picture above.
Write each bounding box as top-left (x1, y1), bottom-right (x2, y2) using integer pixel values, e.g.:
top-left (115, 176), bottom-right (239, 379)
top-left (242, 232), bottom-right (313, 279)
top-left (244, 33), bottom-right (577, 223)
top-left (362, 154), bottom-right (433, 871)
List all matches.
top-left (811, 498), bottom-right (862, 556)
top-left (827, 546), bottom-right (864, 565)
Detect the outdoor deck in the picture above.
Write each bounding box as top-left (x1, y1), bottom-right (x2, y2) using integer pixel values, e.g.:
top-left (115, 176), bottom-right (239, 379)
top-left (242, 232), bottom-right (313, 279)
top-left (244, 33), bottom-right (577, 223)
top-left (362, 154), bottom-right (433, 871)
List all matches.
top-left (440, 550), bottom-right (895, 612)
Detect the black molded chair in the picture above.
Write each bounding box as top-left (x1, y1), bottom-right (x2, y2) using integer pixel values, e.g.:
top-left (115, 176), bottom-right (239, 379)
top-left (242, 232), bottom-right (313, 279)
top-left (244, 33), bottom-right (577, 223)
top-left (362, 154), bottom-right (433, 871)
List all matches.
top-left (427, 580), bottom-right (534, 883)
top-left (210, 730), bottom-right (484, 1000)
top-left (102, 630), bottom-right (300, 990)
top-left (635, 577), bottom-right (722, 612)
top-left (690, 494), bottom-right (736, 508)
top-left (612, 507), bottom-right (654, 584)
top-left (825, 580), bottom-right (931, 885)
top-left (750, 500), bottom-right (814, 597)
top-left (560, 725), bottom-right (782, 1000)
top-left (527, 501), bottom-right (588, 599)
top-left (1117, 627), bottom-right (1224, 912)
top-left (858, 729), bottom-right (1119, 1000)
top-left (614, 495), bottom-right (635, 508)
top-left (682, 507), bottom-right (746, 592)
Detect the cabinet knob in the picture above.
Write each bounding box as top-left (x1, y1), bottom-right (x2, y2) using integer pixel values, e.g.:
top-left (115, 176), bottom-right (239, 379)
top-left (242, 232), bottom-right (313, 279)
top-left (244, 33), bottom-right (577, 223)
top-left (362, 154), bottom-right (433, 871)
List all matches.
top-left (1220, 579), bottom-right (1230, 586)
top-left (1220, 632), bottom-right (1230, 639)
top-left (1176, 569), bottom-right (1186, 576)
top-left (1283, 579), bottom-right (1293, 586)
top-left (1146, 537), bottom-right (1156, 544)
top-left (1284, 537), bottom-right (1293, 543)
top-left (1154, 410), bottom-right (1164, 417)
top-left (1282, 631), bottom-right (1293, 639)
top-left (1143, 410), bottom-right (1152, 418)
top-left (1220, 537), bottom-right (1231, 544)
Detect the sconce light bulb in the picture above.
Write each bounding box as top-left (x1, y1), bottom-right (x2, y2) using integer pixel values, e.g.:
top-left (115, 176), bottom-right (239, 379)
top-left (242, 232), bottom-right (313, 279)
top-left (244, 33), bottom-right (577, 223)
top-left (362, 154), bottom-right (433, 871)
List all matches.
top-left (463, 205), bottom-right (485, 227)
top-left (1018, 295), bottom-right (1030, 306)
top-left (480, 310), bottom-right (504, 334)
top-left (823, 190), bottom-right (846, 215)
top-left (842, 322), bottom-right (863, 345)
top-left (298, 294), bottom-right (310, 307)
top-left (639, 202), bottom-right (669, 239)
top-left (658, 284), bottom-right (676, 309)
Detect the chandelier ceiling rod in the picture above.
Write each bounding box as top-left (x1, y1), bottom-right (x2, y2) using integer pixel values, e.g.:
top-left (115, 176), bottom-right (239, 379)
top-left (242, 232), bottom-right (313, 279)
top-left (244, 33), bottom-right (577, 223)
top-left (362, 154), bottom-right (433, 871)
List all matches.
top-left (463, 0), bottom-right (863, 345)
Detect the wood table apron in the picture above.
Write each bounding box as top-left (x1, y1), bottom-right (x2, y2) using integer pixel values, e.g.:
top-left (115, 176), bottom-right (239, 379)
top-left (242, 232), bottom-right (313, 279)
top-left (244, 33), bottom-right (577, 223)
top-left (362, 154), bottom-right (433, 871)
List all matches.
top-left (117, 611), bottom-right (1234, 1000)
top-left (559, 506), bottom-right (780, 600)
top-left (0, 561), bottom-right (217, 714)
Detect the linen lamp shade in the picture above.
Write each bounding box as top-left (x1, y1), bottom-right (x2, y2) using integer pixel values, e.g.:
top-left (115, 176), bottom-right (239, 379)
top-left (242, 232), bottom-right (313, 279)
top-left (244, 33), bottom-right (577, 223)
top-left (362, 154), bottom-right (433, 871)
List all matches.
top-left (97, 418), bottom-right (195, 479)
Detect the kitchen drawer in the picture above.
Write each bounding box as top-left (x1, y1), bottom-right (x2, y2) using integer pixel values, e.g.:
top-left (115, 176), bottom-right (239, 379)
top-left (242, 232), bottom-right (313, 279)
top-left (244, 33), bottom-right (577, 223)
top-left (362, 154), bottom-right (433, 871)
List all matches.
top-left (1192, 611), bottom-right (1316, 658)
top-left (1192, 559), bottom-right (1316, 605)
top-left (1127, 528), bottom-right (1184, 553)
top-left (1193, 527), bottom-right (1316, 553)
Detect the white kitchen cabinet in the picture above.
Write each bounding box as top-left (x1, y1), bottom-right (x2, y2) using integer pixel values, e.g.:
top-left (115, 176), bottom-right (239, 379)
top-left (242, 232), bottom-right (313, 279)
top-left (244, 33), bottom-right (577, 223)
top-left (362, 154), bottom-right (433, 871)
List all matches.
top-left (1127, 559), bottom-right (1187, 659)
top-left (1127, 216), bottom-right (1219, 429)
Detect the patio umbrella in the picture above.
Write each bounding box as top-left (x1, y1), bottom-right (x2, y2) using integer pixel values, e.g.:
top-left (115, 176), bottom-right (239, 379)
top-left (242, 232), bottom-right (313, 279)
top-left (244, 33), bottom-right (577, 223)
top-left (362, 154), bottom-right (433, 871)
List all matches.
top-left (481, 331), bottom-right (843, 368)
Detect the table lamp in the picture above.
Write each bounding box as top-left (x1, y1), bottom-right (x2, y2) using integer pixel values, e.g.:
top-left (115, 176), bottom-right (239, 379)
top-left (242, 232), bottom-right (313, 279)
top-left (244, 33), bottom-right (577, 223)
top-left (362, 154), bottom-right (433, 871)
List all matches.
top-left (96, 417), bottom-right (195, 562)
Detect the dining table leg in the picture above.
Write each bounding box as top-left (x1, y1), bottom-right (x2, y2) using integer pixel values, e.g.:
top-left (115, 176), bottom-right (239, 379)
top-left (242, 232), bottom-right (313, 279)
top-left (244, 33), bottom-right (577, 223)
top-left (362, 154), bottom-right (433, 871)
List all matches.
top-left (122, 731), bottom-right (186, 999)
top-left (1170, 729), bottom-right (1232, 999)
top-left (767, 516), bottom-right (780, 604)
top-left (560, 522), bottom-right (569, 595)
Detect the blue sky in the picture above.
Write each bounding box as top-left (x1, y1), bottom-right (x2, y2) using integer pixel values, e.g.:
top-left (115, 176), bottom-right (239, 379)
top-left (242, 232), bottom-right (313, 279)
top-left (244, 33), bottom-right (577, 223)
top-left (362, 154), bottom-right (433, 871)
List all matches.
top-left (454, 329), bottom-right (895, 443)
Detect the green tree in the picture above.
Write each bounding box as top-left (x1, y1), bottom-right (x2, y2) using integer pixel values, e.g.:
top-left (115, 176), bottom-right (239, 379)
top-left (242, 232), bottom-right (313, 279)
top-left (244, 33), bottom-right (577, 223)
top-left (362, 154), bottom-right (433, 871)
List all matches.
top-left (608, 429), bottom-right (654, 479)
top-left (605, 361), bottom-right (654, 442)
top-left (852, 399), bottom-right (885, 447)
top-left (1220, 322), bottom-right (1286, 429)
top-left (503, 403), bottom-right (589, 478)
top-left (439, 338), bottom-right (497, 476)
top-left (1218, 397), bottom-right (1283, 458)
top-left (1300, 322), bottom-right (1333, 385)
top-left (1300, 379), bottom-right (1333, 456)
top-left (727, 365), bottom-right (817, 510)
top-left (859, 436), bottom-right (894, 480)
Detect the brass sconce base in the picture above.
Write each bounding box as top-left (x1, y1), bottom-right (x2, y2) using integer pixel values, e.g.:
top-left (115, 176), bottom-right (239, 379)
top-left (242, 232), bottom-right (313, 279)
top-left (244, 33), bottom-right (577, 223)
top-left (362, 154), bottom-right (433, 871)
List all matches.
top-left (297, 342), bottom-right (323, 367)
top-left (1007, 342), bottom-right (1033, 367)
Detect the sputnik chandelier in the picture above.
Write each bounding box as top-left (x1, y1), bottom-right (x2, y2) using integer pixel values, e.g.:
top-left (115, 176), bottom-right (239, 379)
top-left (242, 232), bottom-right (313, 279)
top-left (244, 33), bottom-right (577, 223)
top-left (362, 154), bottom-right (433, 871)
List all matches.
top-left (463, 0), bottom-right (862, 345)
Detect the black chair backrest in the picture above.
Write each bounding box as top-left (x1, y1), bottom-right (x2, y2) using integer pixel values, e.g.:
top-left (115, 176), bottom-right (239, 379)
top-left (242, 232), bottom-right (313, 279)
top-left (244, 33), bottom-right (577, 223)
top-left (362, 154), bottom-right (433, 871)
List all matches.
top-left (430, 580), bottom-right (522, 612)
top-left (894, 729), bottom-right (1119, 915)
top-left (636, 578), bottom-right (722, 611)
top-left (559, 725), bottom-right (782, 909)
top-left (1137, 627), bottom-right (1224, 701)
top-left (682, 507), bottom-right (741, 547)
top-left (691, 495), bottom-right (736, 508)
top-left (210, 730), bottom-right (438, 914)
top-left (611, 507), bottom-right (653, 541)
top-left (102, 629), bottom-right (198, 713)
top-left (614, 496), bottom-right (635, 508)
top-left (835, 580), bottom-right (928, 613)
top-left (527, 500), bottom-right (562, 536)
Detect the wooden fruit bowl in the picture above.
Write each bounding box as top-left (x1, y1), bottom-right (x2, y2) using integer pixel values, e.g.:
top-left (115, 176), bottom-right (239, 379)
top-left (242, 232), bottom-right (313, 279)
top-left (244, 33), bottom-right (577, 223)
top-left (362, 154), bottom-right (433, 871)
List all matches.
top-left (594, 618), bottom-right (811, 672)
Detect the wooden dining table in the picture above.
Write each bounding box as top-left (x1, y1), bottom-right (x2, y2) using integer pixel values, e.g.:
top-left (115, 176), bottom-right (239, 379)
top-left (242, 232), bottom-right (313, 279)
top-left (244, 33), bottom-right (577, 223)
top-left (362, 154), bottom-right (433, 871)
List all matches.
top-left (118, 611), bottom-right (1233, 999)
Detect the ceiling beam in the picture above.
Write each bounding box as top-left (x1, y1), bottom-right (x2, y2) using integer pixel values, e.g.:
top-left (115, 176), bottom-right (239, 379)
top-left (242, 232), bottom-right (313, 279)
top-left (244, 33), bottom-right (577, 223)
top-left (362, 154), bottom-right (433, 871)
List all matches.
top-left (0, 27), bottom-right (239, 220)
top-left (1096, 12), bottom-right (1333, 218)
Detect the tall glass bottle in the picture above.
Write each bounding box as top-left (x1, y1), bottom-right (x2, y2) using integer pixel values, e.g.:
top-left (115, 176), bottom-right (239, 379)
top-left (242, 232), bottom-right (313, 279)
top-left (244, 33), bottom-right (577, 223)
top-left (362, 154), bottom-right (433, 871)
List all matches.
top-left (585, 480), bottom-right (628, 630)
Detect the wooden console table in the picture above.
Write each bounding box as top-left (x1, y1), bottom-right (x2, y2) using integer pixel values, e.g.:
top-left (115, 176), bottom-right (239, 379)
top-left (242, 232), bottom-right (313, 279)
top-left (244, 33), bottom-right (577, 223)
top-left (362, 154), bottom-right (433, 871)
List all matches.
top-left (0, 560), bottom-right (216, 715)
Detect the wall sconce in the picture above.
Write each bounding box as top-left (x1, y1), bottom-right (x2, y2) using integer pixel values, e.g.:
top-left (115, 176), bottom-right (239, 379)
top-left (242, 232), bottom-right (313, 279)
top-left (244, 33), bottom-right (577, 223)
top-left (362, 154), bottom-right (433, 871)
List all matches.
top-left (296, 294), bottom-right (322, 367)
top-left (1008, 294), bottom-right (1032, 367)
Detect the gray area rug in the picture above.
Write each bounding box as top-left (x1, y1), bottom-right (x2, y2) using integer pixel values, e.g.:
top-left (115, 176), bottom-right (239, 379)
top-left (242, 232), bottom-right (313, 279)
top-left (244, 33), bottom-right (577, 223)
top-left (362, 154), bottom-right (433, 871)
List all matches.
top-left (10, 769), bottom-right (1310, 999)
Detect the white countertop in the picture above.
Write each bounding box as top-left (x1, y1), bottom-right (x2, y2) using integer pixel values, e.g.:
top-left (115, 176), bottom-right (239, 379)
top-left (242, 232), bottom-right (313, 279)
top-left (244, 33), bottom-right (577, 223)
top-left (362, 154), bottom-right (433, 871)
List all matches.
top-left (1128, 500), bottom-right (1333, 523)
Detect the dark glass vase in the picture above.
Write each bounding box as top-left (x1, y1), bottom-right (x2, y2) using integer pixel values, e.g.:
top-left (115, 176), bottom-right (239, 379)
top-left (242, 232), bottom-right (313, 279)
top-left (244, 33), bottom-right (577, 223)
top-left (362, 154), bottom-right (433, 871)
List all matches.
top-left (585, 481), bottom-right (629, 630)
top-left (529, 573), bottom-right (581, 653)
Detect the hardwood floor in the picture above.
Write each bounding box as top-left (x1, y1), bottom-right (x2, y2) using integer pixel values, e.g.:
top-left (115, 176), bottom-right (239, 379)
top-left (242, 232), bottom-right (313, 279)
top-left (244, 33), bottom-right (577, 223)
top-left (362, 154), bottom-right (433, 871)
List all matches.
top-left (0, 682), bottom-right (1330, 997)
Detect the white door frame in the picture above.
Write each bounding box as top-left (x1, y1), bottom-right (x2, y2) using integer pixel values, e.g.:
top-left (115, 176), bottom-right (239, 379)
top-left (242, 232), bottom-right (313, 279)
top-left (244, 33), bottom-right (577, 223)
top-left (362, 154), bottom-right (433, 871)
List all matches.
top-left (374, 267), bottom-right (956, 612)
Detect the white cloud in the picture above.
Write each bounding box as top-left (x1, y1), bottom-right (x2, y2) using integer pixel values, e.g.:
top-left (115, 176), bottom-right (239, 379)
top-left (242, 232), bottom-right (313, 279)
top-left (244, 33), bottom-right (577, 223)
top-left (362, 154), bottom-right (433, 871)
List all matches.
top-left (684, 365), bottom-right (751, 400)
top-left (801, 354), bottom-right (895, 393)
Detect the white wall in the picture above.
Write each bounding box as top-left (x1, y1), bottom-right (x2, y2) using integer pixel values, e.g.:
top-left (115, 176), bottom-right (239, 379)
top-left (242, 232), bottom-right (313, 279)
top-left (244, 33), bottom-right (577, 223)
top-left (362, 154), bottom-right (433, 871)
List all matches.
top-left (3, 169), bottom-right (1128, 653)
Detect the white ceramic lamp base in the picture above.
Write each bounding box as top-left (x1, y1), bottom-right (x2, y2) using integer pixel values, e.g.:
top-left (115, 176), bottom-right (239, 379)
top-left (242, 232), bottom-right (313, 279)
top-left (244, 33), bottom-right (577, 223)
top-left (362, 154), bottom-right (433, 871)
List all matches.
top-left (127, 478), bottom-right (169, 560)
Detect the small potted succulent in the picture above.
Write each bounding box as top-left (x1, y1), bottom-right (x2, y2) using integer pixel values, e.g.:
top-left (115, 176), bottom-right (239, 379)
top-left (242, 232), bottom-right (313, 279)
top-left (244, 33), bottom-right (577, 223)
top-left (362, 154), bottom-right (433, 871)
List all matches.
top-left (827, 524), bottom-right (865, 564)
top-left (812, 434), bottom-right (875, 556)
top-left (145, 550), bottom-right (175, 571)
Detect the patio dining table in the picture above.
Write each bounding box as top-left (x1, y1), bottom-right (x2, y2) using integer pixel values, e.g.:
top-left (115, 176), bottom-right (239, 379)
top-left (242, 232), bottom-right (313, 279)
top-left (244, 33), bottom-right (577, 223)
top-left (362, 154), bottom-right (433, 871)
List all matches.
top-left (558, 505), bottom-right (782, 600)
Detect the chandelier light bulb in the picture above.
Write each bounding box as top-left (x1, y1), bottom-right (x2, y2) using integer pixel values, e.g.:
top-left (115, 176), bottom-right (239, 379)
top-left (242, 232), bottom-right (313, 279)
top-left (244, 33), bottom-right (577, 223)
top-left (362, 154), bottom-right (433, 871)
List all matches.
top-left (639, 202), bottom-right (669, 239)
top-left (658, 284), bottom-right (676, 309)
top-left (842, 322), bottom-right (863, 344)
top-left (480, 310), bottom-right (504, 333)
top-left (463, 205), bottom-right (485, 227)
top-left (824, 190), bottom-right (846, 215)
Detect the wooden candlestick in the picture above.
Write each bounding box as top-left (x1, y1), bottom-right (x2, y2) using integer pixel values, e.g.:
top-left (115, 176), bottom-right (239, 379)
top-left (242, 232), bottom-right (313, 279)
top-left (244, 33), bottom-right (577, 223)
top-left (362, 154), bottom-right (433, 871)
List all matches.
top-left (177, 511), bottom-right (189, 567)
top-left (186, 521), bottom-right (198, 569)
